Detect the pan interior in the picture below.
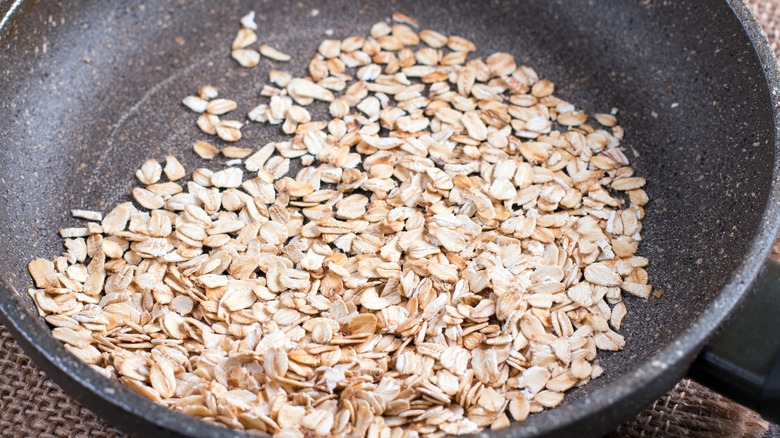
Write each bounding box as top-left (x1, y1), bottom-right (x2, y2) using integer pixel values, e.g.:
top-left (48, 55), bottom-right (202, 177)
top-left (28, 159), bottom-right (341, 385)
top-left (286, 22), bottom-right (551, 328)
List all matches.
top-left (0, 0), bottom-right (774, 433)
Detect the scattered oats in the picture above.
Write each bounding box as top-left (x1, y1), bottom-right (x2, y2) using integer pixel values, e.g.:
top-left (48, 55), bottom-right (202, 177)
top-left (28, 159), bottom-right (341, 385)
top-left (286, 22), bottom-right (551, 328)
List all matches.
top-left (198, 85), bottom-right (218, 100)
top-left (149, 360), bottom-right (177, 399)
top-left (35, 12), bottom-right (655, 438)
top-left (509, 396), bottom-right (530, 421)
top-left (170, 295), bottom-right (194, 315)
top-left (595, 113), bottom-right (618, 127)
top-left (28, 259), bottom-right (59, 288)
top-left (211, 167), bottom-right (243, 188)
top-left (488, 178), bottom-right (517, 200)
top-left (536, 391), bottom-right (565, 408)
top-left (136, 159), bottom-right (162, 185)
top-left (447, 35), bottom-right (476, 52)
top-left (221, 146), bottom-right (253, 159)
top-left (163, 155), bottom-right (186, 181)
top-left (269, 69), bottom-right (292, 87)
top-left (196, 113), bottom-right (219, 135)
top-left (357, 96), bottom-right (380, 117)
top-left (206, 98), bottom-right (237, 115)
top-left (340, 36), bottom-right (364, 52)
top-left (622, 282), bottom-right (653, 299)
top-left (59, 227), bottom-right (89, 238)
top-left (260, 44), bottom-right (291, 62)
top-left (392, 24), bottom-right (420, 45)
top-left (612, 177), bottom-right (646, 191)
top-left (392, 12), bottom-right (418, 27)
top-left (557, 111), bottom-right (588, 126)
top-left (611, 301), bottom-right (628, 331)
top-left (461, 111), bottom-right (487, 141)
top-left (215, 120), bottom-right (243, 142)
top-left (370, 22), bottom-right (392, 38)
top-left (52, 327), bottom-right (91, 348)
top-left (232, 28), bottom-right (257, 50)
top-left (240, 11), bottom-right (257, 30)
top-left (232, 49), bottom-right (260, 68)
top-left (584, 263), bottom-right (623, 287)
top-left (193, 141), bottom-right (219, 160)
top-left (132, 188), bottom-right (164, 210)
top-left (287, 78), bottom-right (334, 102)
top-left (247, 104), bottom-right (269, 122)
top-left (182, 95), bottom-right (207, 113)
top-left (71, 210), bottom-right (102, 221)
top-left (318, 39), bottom-right (341, 59)
top-left (245, 142), bottom-right (276, 171)
top-left (532, 79), bottom-right (555, 97)
top-left (491, 414), bottom-right (511, 430)
top-left (419, 29), bottom-right (447, 48)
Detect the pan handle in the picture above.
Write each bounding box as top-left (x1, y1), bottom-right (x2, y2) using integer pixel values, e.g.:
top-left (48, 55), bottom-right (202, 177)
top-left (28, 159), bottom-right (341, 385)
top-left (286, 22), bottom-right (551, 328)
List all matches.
top-left (689, 258), bottom-right (780, 422)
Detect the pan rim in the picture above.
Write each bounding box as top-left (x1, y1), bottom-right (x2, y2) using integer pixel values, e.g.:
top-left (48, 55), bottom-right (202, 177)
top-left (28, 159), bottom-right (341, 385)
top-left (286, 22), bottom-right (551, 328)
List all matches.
top-left (0, 0), bottom-right (778, 437)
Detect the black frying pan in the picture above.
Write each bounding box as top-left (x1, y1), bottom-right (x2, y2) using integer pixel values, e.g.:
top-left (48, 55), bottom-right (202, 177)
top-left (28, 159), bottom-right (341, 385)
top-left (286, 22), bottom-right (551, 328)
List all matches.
top-left (1, 0), bottom-right (779, 437)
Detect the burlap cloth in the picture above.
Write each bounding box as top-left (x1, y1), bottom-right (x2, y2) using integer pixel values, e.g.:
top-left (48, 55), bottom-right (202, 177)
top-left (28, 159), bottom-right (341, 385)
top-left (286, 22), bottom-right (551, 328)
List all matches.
top-left (1, 2), bottom-right (779, 437)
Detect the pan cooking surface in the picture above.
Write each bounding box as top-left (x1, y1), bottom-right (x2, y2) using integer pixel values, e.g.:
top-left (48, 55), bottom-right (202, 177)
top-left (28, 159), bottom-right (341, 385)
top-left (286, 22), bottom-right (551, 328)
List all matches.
top-left (0, 0), bottom-right (776, 436)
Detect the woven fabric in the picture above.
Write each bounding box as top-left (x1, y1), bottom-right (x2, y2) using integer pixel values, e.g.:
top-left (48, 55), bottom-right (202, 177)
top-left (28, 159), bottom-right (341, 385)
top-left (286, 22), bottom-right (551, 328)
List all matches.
top-left (0, 326), bottom-right (123, 438)
top-left (610, 380), bottom-right (769, 438)
top-left (752, 0), bottom-right (780, 54)
top-left (0, 1), bottom-right (778, 437)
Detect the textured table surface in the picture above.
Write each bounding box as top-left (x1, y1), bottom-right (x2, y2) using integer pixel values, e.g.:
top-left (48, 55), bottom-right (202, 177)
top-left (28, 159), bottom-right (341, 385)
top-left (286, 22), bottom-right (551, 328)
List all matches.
top-left (0, 1), bottom-right (778, 437)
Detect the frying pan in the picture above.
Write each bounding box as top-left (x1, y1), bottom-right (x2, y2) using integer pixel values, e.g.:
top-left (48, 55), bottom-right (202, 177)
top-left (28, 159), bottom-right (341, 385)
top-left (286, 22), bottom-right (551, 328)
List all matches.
top-left (1, 0), bottom-right (779, 437)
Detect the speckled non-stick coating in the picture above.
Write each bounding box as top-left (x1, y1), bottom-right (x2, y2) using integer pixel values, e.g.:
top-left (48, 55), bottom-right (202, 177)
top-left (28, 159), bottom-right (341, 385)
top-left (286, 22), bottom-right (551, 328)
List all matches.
top-left (0, 0), bottom-right (778, 437)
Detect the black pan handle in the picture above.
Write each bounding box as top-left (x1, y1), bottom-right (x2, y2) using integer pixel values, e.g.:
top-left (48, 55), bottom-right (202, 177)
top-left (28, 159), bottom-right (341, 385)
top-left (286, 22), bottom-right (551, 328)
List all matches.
top-left (689, 258), bottom-right (780, 422)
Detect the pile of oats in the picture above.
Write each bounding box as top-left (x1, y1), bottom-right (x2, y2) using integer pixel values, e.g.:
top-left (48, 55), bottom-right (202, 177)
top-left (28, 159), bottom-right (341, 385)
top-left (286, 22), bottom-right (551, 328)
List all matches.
top-left (28, 10), bottom-right (652, 438)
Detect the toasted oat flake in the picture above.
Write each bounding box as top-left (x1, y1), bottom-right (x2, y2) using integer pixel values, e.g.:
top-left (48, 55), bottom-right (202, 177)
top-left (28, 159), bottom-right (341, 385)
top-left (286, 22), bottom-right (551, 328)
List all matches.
top-left (182, 95), bottom-right (208, 113)
top-left (318, 39), bottom-right (341, 59)
top-left (192, 141), bottom-right (219, 159)
top-left (392, 12), bottom-right (418, 27)
top-left (260, 44), bottom-right (292, 62)
top-left (232, 49), bottom-right (260, 68)
top-left (232, 28), bottom-right (257, 50)
top-left (595, 113), bottom-right (618, 127)
top-left (71, 210), bottom-right (102, 221)
top-left (136, 159), bottom-right (162, 185)
top-left (198, 85), bottom-right (218, 100)
top-left (288, 78), bottom-right (334, 102)
top-left (370, 22), bottom-right (392, 38)
top-left (163, 155), bottom-right (186, 181)
top-left (215, 120), bottom-right (243, 142)
top-left (447, 35), bottom-right (476, 52)
top-left (419, 29), bottom-right (447, 48)
top-left (132, 188), bottom-right (164, 210)
top-left (206, 98), bottom-right (238, 115)
top-left (221, 146), bottom-right (253, 159)
top-left (240, 11), bottom-right (257, 30)
top-left (196, 113), bottom-right (219, 135)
